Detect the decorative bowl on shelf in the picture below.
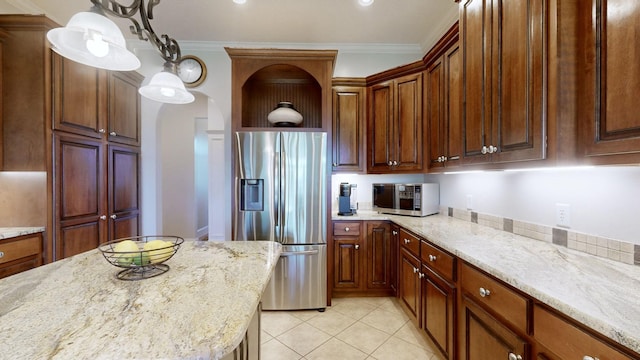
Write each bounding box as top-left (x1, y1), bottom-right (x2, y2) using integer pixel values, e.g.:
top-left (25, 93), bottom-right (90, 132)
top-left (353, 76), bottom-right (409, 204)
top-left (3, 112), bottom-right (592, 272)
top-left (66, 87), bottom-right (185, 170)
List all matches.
top-left (267, 101), bottom-right (303, 127)
top-left (99, 235), bottom-right (184, 280)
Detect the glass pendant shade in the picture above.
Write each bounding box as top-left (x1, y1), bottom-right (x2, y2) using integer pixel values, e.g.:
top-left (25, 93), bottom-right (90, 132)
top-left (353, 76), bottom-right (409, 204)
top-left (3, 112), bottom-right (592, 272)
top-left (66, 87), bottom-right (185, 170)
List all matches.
top-left (138, 71), bottom-right (195, 104)
top-left (47, 11), bottom-right (141, 71)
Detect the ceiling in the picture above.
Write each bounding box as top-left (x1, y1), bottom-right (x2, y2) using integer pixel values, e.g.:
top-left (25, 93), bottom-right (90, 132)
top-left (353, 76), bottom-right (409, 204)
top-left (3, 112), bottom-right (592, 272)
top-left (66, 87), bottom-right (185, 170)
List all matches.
top-left (2, 0), bottom-right (459, 53)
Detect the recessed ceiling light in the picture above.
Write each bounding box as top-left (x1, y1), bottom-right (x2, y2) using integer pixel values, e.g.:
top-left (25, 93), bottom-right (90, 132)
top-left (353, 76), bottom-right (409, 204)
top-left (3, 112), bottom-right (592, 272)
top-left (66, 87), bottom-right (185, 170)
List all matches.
top-left (358, 0), bottom-right (374, 6)
top-left (233, 0), bottom-right (247, 4)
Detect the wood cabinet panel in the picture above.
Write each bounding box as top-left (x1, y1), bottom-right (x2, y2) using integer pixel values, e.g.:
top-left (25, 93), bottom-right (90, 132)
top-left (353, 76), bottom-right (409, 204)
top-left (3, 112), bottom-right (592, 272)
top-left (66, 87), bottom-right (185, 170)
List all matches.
top-left (108, 144), bottom-right (141, 240)
top-left (108, 71), bottom-right (141, 146)
top-left (369, 82), bottom-right (394, 170)
top-left (395, 74), bottom-right (423, 170)
top-left (333, 237), bottom-right (361, 289)
top-left (332, 84), bottom-right (365, 172)
top-left (420, 239), bottom-right (455, 283)
top-left (0, 233), bottom-right (42, 279)
top-left (60, 221), bottom-right (102, 259)
top-left (422, 265), bottom-right (456, 360)
top-left (399, 228), bottom-right (420, 257)
top-left (399, 247), bottom-right (421, 326)
top-left (366, 221), bottom-right (392, 290)
top-left (333, 221), bottom-right (361, 236)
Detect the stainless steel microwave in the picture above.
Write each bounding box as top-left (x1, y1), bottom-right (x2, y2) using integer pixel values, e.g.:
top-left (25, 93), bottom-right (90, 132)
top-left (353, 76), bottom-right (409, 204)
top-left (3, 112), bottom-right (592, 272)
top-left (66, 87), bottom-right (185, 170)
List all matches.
top-left (372, 183), bottom-right (439, 217)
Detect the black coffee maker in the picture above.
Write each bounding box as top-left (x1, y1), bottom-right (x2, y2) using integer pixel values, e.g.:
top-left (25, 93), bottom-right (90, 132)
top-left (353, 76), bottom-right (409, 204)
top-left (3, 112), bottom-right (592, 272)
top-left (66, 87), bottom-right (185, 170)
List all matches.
top-left (338, 182), bottom-right (355, 216)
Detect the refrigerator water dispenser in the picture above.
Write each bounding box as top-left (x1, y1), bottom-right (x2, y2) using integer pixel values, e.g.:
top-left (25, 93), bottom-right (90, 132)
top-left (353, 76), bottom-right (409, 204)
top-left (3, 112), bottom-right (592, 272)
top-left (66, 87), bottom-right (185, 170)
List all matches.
top-left (240, 179), bottom-right (264, 211)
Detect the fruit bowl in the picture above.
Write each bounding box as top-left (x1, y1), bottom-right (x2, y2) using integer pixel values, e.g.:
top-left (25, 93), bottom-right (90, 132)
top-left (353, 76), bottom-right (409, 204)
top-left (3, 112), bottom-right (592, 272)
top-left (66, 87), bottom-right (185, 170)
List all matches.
top-left (99, 235), bottom-right (184, 280)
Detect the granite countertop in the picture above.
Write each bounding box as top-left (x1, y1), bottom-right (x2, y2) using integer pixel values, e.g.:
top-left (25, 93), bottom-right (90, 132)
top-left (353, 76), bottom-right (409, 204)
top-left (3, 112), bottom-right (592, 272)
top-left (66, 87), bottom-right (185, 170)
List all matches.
top-left (0, 227), bottom-right (45, 240)
top-left (333, 211), bottom-right (640, 355)
top-left (0, 240), bottom-right (281, 360)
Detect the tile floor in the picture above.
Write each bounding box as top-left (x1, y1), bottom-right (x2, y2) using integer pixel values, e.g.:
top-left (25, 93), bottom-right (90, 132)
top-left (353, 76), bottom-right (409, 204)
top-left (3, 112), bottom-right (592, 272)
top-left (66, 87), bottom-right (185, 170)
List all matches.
top-left (261, 297), bottom-right (445, 360)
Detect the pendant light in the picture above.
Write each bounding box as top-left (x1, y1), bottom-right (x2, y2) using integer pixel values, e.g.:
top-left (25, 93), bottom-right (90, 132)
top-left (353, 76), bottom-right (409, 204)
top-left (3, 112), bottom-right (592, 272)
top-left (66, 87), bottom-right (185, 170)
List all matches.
top-left (46, 0), bottom-right (195, 104)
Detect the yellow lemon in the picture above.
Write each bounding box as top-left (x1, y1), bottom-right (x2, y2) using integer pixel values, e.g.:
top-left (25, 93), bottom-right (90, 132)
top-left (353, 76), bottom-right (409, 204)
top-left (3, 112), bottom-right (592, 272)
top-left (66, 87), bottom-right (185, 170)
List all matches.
top-left (113, 240), bottom-right (140, 266)
top-left (143, 240), bottom-right (173, 264)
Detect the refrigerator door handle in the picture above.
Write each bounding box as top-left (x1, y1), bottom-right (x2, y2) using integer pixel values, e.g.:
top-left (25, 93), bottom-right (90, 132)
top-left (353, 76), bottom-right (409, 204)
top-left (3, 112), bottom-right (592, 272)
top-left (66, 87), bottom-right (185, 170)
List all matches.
top-left (280, 249), bottom-right (319, 257)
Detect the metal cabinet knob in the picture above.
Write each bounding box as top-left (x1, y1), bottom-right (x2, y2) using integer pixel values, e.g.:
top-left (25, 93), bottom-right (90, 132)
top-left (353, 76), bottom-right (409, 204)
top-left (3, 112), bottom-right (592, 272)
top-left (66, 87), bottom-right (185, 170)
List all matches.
top-left (508, 353), bottom-right (523, 360)
top-left (392, 160), bottom-right (398, 166)
top-left (413, 267), bottom-right (419, 273)
top-left (355, 244), bottom-right (359, 250)
top-left (479, 287), bottom-right (491, 297)
top-left (429, 254), bottom-right (437, 262)
top-left (110, 131), bottom-right (117, 136)
top-left (488, 145), bottom-right (498, 153)
top-left (344, 227), bottom-right (350, 232)
top-left (404, 239), bottom-right (410, 244)
top-left (392, 230), bottom-right (398, 235)
top-left (481, 145), bottom-right (488, 154)
top-left (418, 272), bottom-right (425, 279)
top-left (100, 215), bottom-right (107, 220)
top-left (583, 357), bottom-right (599, 360)
top-left (388, 161), bottom-right (393, 166)
top-left (98, 129), bottom-right (106, 134)
top-left (0, 251), bottom-right (4, 259)
top-left (332, 162), bottom-right (337, 167)
top-left (110, 214), bottom-right (117, 219)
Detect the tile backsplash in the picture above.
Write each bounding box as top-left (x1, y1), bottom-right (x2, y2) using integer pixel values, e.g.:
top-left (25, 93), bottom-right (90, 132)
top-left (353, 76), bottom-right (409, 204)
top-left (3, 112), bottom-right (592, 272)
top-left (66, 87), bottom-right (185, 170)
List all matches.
top-left (446, 206), bottom-right (638, 266)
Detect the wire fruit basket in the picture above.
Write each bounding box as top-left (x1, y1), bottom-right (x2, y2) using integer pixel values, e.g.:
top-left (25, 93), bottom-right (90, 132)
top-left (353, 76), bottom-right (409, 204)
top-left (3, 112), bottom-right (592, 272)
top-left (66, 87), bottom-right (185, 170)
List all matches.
top-left (99, 235), bottom-right (184, 280)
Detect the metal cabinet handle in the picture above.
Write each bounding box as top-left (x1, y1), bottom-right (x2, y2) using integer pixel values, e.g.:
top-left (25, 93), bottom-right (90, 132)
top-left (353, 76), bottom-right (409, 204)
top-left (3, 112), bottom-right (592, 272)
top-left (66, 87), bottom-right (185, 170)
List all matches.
top-left (413, 267), bottom-right (419, 274)
top-left (388, 161), bottom-right (393, 166)
top-left (583, 357), bottom-right (599, 360)
top-left (481, 145), bottom-right (488, 154)
top-left (100, 215), bottom-right (107, 220)
top-left (392, 160), bottom-right (398, 166)
top-left (0, 251), bottom-right (4, 259)
top-left (98, 128), bottom-right (106, 134)
top-left (449, 155), bottom-right (460, 161)
top-left (479, 287), bottom-right (491, 297)
top-left (428, 254), bottom-right (437, 262)
top-left (392, 230), bottom-right (398, 235)
top-left (508, 353), bottom-right (523, 360)
top-left (488, 145), bottom-right (498, 153)
top-left (404, 239), bottom-right (410, 244)
top-left (355, 244), bottom-right (360, 250)
top-left (344, 227), bottom-right (350, 232)
top-left (110, 214), bottom-right (117, 219)
top-left (110, 131), bottom-right (117, 136)
top-left (418, 272), bottom-right (425, 279)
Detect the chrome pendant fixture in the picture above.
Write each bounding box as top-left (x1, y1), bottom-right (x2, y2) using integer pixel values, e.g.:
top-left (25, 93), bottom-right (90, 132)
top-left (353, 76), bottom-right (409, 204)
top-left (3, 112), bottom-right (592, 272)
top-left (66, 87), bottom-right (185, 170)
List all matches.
top-left (47, 0), bottom-right (194, 104)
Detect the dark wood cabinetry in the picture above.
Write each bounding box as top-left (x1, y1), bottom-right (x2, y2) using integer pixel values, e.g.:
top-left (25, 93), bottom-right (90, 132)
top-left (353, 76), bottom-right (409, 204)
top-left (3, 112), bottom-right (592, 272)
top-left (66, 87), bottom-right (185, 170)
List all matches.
top-left (577, 0), bottom-right (640, 165)
top-left (332, 78), bottom-right (366, 173)
top-left (332, 220), bottom-right (394, 297)
top-left (398, 228), bottom-right (422, 326)
top-left (425, 24), bottom-right (463, 171)
top-left (0, 233), bottom-right (43, 279)
top-left (367, 70), bottom-right (423, 173)
top-left (459, 0), bottom-right (547, 166)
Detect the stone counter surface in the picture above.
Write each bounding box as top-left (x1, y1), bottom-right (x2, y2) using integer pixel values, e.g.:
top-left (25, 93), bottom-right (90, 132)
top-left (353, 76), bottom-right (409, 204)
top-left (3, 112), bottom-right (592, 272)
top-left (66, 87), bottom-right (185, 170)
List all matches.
top-left (0, 226), bottom-right (45, 240)
top-left (334, 212), bottom-right (640, 355)
top-left (0, 240), bottom-right (281, 360)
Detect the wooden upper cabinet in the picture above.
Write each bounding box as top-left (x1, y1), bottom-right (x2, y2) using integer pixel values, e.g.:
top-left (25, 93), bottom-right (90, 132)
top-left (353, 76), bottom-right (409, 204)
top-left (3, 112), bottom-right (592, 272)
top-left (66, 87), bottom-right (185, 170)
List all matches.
top-left (425, 24), bottom-right (462, 171)
top-left (52, 53), bottom-right (107, 138)
top-left (368, 71), bottom-right (423, 173)
top-left (108, 71), bottom-right (142, 146)
top-left (332, 79), bottom-right (366, 173)
top-left (578, 0), bottom-right (640, 164)
top-left (460, 0), bottom-right (546, 166)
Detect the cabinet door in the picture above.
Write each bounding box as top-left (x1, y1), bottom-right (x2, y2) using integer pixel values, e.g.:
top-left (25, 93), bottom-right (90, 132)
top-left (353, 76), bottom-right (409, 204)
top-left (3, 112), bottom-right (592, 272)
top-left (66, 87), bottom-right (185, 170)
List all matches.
top-left (108, 144), bottom-right (140, 241)
top-left (368, 81), bottom-right (394, 172)
top-left (490, 0), bottom-right (546, 163)
top-left (580, 0), bottom-right (640, 163)
top-left (390, 224), bottom-right (400, 295)
top-left (333, 237), bottom-right (362, 289)
top-left (459, 294), bottom-right (529, 360)
top-left (365, 221), bottom-right (392, 290)
top-left (332, 86), bottom-right (365, 172)
top-left (461, 0), bottom-right (492, 165)
top-left (399, 247), bottom-right (421, 326)
top-left (108, 71), bottom-right (141, 146)
top-left (52, 53), bottom-right (107, 138)
top-left (427, 56), bottom-right (446, 170)
top-left (395, 73), bottom-right (423, 171)
top-left (422, 265), bottom-right (456, 360)
top-left (54, 134), bottom-right (107, 259)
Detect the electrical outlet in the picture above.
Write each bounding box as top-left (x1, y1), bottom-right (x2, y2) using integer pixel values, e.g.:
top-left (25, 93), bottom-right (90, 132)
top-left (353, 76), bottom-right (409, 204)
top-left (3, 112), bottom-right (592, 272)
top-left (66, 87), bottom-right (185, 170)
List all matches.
top-left (556, 203), bottom-right (571, 228)
top-left (466, 194), bottom-right (474, 210)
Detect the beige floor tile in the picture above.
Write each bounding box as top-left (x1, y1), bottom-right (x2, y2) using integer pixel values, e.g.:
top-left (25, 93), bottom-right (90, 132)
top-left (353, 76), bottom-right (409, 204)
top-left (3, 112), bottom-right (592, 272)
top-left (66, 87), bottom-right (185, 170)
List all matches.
top-left (376, 299), bottom-right (409, 319)
top-left (305, 338), bottom-right (368, 360)
top-left (261, 338), bottom-right (304, 360)
top-left (393, 322), bottom-right (433, 350)
top-left (289, 309), bottom-right (323, 321)
top-left (370, 336), bottom-right (437, 360)
top-left (261, 329), bottom-right (274, 344)
top-left (360, 307), bottom-right (410, 334)
top-left (262, 311), bottom-right (304, 337)
top-left (306, 308), bottom-right (358, 335)
top-left (335, 320), bottom-right (391, 354)
top-left (276, 322), bottom-right (332, 355)
top-left (329, 298), bottom-right (378, 320)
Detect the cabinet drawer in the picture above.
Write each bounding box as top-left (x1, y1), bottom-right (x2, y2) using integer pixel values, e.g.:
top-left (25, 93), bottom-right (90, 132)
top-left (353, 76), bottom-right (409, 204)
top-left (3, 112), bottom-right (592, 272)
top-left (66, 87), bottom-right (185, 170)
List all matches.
top-left (0, 235), bottom-right (42, 265)
top-left (399, 228), bottom-right (420, 257)
top-left (420, 240), bottom-right (455, 282)
top-left (460, 262), bottom-right (529, 333)
top-left (333, 222), bottom-right (361, 236)
top-left (534, 305), bottom-right (632, 360)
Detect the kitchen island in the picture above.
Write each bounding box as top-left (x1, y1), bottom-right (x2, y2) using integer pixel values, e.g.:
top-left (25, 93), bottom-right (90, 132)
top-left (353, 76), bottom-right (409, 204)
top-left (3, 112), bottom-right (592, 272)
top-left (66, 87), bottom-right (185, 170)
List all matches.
top-left (0, 240), bottom-right (281, 359)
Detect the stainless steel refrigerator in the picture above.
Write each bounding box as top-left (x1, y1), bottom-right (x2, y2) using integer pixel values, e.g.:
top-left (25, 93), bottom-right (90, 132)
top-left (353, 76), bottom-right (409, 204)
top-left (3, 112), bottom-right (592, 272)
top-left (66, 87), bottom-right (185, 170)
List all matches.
top-left (234, 131), bottom-right (327, 311)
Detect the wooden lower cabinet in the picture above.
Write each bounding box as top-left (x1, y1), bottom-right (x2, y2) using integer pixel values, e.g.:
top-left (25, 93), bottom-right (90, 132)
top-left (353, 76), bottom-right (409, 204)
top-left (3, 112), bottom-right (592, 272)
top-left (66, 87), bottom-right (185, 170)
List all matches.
top-left (459, 294), bottom-right (529, 360)
top-left (332, 220), bottom-right (393, 297)
top-left (399, 247), bottom-right (421, 325)
top-left (0, 233), bottom-right (43, 279)
top-left (422, 264), bottom-right (456, 360)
